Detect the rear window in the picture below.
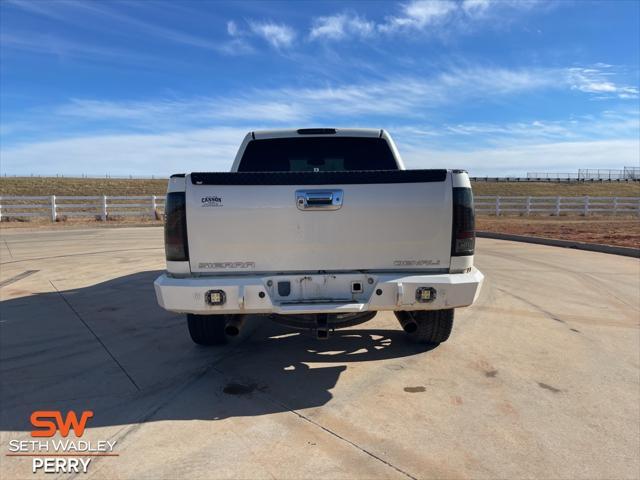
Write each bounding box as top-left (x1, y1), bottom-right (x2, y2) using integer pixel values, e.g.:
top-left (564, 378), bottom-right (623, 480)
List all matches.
top-left (238, 137), bottom-right (398, 172)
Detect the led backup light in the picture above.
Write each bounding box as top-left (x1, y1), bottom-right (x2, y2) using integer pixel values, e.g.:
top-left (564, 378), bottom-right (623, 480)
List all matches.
top-left (455, 237), bottom-right (475, 253)
top-left (415, 287), bottom-right (436, 303)
top-left (205, 290), bottom-right (226, 306)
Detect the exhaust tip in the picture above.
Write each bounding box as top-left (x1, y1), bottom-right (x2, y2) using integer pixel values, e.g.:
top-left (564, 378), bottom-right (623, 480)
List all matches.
top-left (225, 325), bottom-right (240, 336)
top-left (403, 322), bottom-right (418, 334)
top-left (224, 315), bottom-right (246, 337)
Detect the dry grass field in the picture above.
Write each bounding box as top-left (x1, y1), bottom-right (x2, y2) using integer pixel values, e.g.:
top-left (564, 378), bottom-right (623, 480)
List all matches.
top-left (1, 177), bottom-right (638, 249)
top-left (0, 177), bottom-right (168, 197)
top-left (0, 176), bottom-right (639, 197)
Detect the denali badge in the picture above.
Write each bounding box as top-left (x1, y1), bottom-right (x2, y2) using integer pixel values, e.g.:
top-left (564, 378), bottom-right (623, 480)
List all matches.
top-left (394, 259), bottom-right (441, 266)
top-left (198, 261), bottom-right (255, 269)
top-left (201, 196), bottom-right (223, 207)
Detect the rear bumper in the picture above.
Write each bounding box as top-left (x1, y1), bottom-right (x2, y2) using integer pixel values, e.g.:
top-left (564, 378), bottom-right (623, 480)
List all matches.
top-left (154, 268), bottom-right (484, 315)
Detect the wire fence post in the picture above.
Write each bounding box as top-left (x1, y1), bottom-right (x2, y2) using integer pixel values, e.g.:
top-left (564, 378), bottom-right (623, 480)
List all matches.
top-left (613, 197), bottom-right (618, 214)
top-left (151, 195), bottom-right (157, 218)
top-left (50, 195), bottom-right (57, 222)
top-left (583, 196), bottom-right (589, 216)
top-left (525, 196), bottom-right (531, 216)
top-left (496, 196), bottom-right (501, 216)
top-left (101, 195), bottom-right (108, 221)
top-left (554, 196), bottom-right (561, 216)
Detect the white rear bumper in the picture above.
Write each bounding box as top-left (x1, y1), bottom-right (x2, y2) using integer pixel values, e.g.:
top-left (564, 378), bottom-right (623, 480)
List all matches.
top-left (154, 268), bottom-right (484, 315)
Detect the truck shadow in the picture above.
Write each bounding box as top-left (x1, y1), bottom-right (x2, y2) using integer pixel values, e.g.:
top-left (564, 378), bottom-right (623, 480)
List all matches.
top-left (0, 270), bottom-right (436, 432)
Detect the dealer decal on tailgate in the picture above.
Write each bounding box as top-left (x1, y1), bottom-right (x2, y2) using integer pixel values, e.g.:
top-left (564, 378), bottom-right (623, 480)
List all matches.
top-left (201, 196), bottom-right (223, 207)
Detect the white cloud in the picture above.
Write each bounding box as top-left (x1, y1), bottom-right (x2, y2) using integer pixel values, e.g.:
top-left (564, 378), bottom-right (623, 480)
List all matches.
top-left (3, 130), bottom-right (637, 177)
top-left (393, 108), bottom-right (640, 175)
top-left (216, 38), bottom-right (255, 56)
top-left (67, 1), bottom-right (223, 52)
top-left (461, 0), bottom-right (542, 17)
top-left (227, 20), bottom-right (239, 37)
top-left (58, 96), bottom-right (305, 125)
top-left (216, 20), bottom-right (255, 55)
top-left (46, 66), bottom-right (561, 131)
top-left (462, 0), bottom-right (493, 16)
top-left (581, 82), bottom-right (617, 93)
top-left (58, 99), bottom-right (176, 121)
top-left (307, 0), bottom-right (550, 42)
top-left (0, 32), bottom-right (159, 64)
top-left (568, 67), bottom-right (639, 99)
top-left (249, 21), bottom-right (296, 49)
top-left (7, 0), bottom-right (254, 57)
top-left (41, 65), bottom-right (636, 131)
top-left (3, 64), bottom-right (638, 176)
top-left (380, 0), bottom-right (457, 32)
top-left (0, 128), bottom-right (247, 176)
top-left (401, 139), bottom-right (640, 176)
top-left (309, 13), bottom-right (375, 40)
top-left (310, 15), bottom-right (347, 40)
top-left (393, 108), bottom-right (640, 149)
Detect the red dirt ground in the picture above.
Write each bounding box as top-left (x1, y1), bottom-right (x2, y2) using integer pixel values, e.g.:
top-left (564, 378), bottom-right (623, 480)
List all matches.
top-left (477, 216), bottom-right (639, 249)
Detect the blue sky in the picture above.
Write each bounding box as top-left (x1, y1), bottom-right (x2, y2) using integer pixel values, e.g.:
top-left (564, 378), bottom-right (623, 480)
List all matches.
top-left (1, 0), bottom-right (639, 176)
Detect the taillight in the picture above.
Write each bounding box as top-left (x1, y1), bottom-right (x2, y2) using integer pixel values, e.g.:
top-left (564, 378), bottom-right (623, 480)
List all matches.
top-left (451, 187), bottom-right (475, 256)
top-left (165, 192), bottom-right (189, 261)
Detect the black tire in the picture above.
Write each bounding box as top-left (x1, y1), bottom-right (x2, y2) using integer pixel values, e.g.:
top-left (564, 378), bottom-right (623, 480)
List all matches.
top-left (394, 309), bottom-right (454, 344)
top-left (187, 314), bottom-right (228, 345)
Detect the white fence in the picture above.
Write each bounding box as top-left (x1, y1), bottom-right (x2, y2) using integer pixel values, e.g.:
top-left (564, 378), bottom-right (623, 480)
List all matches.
top-left (0, 195), bottom-right (165, 222)
top-left (1, 195), bottom-right (638, 221)
top-left (476, 196), bottom-right (640, 216)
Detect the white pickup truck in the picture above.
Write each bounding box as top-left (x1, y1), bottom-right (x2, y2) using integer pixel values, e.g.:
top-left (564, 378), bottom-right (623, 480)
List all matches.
top-left (154, 128), bottom-right (483, 345)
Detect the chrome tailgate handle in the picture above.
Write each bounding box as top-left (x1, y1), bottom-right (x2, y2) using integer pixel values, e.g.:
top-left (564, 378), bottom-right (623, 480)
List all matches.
top-left (296, 189), bottom-right (343, 211)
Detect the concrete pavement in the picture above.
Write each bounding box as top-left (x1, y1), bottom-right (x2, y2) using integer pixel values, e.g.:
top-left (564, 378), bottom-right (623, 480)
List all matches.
top-left (0, 227), bottom-right (638, 479)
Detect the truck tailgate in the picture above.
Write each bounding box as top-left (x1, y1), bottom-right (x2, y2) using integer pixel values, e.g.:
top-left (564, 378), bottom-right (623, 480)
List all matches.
top-left (186, 170), bottom-right (452, 274)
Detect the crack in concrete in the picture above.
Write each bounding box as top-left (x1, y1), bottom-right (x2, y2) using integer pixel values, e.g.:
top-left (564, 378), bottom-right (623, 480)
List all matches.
top-left (0, 269), bottom-right (38, 288)
top-left (282, 405), bottom-right (418, 480)
top-left (260, 392), bottom-right (418, 480)
top-left (497, 287), bottom-right (566, 324)
top-left (1, 247), bottom-right (163, 266)
top-left (3, 238), bottom-right (14, 258)
top-left (72, 337), bottom-right (257, 480)
top-left (49, 280), bottom-right (141, 392)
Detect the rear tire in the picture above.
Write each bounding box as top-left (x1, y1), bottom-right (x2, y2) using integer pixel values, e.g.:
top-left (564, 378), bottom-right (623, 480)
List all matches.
top-left (187, 314), bottom-right (228, 345)
top-left (394, 309), bottom-right (454, 344)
